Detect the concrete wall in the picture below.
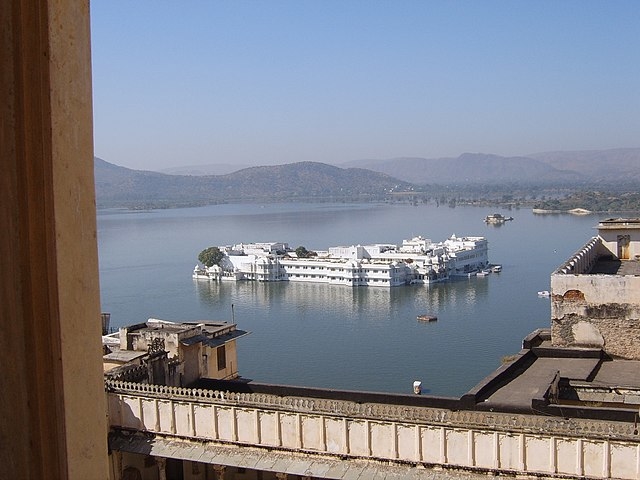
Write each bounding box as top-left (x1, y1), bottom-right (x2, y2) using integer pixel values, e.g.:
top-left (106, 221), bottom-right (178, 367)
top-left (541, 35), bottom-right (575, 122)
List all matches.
top-left (208, 341), bottom-right (239, 380)
top-left (598, 223), bottom-right (640, 260)
top-left (551, 236), bottom-right (640, 359)
top-left (551, 273), bottom-right (640, 359)
top-left (107, 381), bottom-right (640, 479)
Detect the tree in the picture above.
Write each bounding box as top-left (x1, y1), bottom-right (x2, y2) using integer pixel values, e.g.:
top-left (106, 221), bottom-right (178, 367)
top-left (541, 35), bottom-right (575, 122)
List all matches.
top-left (198, 246), bottom-right (224, 267)
top-left (295, 246), bottom-right (310, 258)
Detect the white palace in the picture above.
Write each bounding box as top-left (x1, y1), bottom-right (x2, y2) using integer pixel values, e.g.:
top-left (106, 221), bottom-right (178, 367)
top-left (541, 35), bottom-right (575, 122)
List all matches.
top-left (193, 235), bottom-right (489, 287)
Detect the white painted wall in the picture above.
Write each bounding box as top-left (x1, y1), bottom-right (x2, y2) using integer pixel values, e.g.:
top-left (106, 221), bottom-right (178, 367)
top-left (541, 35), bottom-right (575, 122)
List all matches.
top-left (108, 382), bottom-right (640, 480)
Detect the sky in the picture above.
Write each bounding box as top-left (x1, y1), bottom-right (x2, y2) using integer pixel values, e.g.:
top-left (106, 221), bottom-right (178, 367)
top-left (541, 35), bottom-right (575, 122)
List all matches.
top-left (91, 1), bottom-right (640, 171)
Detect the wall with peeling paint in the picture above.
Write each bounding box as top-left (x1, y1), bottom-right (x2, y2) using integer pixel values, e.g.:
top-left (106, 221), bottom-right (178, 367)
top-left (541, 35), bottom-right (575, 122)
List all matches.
top-left (551, 224), bottom-right (640, 359)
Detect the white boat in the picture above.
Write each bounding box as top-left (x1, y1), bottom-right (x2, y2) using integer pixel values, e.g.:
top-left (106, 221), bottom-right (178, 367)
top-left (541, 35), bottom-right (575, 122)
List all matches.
top-left (484, 213), bottom-right (513, 224)
top-left (477, 269), bottom-right (491, 277)
top-left (491, 265), bottom-right (502, 273)
top-left (537, 290), bottom-right (550, 297)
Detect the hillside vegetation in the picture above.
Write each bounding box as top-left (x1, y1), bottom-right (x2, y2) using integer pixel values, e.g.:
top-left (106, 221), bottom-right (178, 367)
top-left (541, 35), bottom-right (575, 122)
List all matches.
top-left (533, 191), bottom-right (640, 213)
top-left (95, 147), bottom-right (640, 211)
top-left (94, 159), bottom-right (414, 208)
top-left (342, 148), bottom-right (640, 186)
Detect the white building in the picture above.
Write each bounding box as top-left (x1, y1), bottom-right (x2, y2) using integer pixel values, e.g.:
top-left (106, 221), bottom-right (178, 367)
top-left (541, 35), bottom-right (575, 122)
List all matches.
top-left (103, 318), bottom-right (249, 387)
top-left (194, 234), bottom-right (489, 287)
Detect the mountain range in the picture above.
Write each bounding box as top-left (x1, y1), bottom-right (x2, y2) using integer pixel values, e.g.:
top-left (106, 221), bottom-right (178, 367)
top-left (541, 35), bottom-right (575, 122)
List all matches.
top-left (340, 153), bottom-right (582, 185)
top-left (341, 148), bottom-right (640, 185)
top-left (96, 148), bottom-right (640, 208)
top-left (95, 159), bottom-right (413, 208)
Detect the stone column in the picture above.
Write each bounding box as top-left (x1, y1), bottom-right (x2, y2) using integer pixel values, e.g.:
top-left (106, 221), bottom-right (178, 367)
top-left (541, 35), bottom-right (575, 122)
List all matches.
top-left (156, 457), bottom-right (167, 480)
top-left (1, 0), bottom-right (108, 478)
top-left (213, 464), bottom-right (227, 479)
top-left (111, 451), bottom-right (123, 480)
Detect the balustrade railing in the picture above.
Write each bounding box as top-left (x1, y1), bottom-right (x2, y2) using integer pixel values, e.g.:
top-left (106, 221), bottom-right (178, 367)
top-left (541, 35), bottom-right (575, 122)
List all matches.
top-left (107, 379), bottom-right (640, 479)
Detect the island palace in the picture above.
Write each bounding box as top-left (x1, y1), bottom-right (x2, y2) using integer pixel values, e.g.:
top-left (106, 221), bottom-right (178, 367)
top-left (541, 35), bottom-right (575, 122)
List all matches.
top-left (193, 234), bottom-right (490, 287)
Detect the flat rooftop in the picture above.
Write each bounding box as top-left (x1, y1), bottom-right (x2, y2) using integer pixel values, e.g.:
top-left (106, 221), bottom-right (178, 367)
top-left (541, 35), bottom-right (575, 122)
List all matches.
top-left (130, 319), bottom-right (236, 337)
top-left (470, 333), bottom-right (640, 417)
top-left (598, 218), bottom-right (640, 229)
top-left (589, 258), bottom-right (640, 275)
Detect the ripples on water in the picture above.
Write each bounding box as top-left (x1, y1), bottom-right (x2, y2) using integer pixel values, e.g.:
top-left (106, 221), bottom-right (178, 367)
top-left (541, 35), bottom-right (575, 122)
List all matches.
top-left (98, 203), bottom-right (604, 396)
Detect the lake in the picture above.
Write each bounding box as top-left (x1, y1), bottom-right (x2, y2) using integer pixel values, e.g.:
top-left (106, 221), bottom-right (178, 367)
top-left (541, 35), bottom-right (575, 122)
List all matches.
top-left (97, 202), bottom-right (605, 397)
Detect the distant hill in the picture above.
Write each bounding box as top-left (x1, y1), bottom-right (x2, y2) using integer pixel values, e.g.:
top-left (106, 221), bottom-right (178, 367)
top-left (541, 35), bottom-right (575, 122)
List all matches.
top-left (160, 163), bottom-right (250, 176)
top-left (341, 148), bottom-right (640, 185)
top-left (96, 147), bottom-right (640, 208)
top-left (154, 148), bottom-right (640, 186)
top-left (341, 153), bottom-right (585, 185)
top-left (528, 148), bottom-right (640, 182)
top-left (94, 158), bottom-right (415, 208)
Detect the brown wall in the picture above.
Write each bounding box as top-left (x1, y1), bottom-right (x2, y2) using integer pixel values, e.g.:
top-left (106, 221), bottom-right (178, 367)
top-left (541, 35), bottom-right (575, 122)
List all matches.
top-left (1, 1), bottom-right (109, 478)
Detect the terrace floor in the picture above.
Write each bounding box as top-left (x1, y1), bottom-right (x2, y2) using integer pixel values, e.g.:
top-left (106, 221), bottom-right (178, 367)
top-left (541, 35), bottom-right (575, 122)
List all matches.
top-left (590, 258), bottom-right (640, 275)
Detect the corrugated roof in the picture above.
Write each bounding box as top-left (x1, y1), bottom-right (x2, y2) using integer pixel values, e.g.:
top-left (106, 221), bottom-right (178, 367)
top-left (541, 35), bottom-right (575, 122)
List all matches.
top-left (108, 431), bottom-right (464, 479)
top-left (103, 350), bottom-right (147, 362)
top-left (180, 329), bottom-right (250, 347)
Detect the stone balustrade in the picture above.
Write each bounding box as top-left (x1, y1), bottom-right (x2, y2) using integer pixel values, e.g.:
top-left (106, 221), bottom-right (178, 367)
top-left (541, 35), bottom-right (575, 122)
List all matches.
top-left (555, 236), bottom-right (602, 275)
top-left (107, 380), bottom-right (640, 479)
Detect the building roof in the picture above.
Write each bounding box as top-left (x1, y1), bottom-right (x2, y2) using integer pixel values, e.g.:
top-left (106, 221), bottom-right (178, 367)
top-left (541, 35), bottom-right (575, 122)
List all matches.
top-left (589, 258), bottom-right (640, 275)
top-left (130, 318), bottom-right (238, 337)
top-left (103, 350), bottom-right (147, 363)
top-left (180, 328), bottom-right (250, 347)
top-left (109, 432), bottom-right (490, 480)
top-left (464, 330), bottom-right (640, 419)
top-left (598, 217), bottom-right (640, 229)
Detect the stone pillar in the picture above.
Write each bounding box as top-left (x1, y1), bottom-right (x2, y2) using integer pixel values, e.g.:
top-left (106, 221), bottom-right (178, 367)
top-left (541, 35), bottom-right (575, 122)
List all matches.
top-left (156, 457), bottom-right (167, 480)
top-left (1, 0), bottom-right (108, 478)
top-left (111, 451), bottom-right (123, 480)
top-left (213, 464), bottom-right (227, 479)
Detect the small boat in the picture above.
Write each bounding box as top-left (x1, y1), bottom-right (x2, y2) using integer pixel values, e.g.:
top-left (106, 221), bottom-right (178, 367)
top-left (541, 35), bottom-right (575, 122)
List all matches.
top-left (491, 265), bottom-right (502, 273)
top-left (484, 213), bottom-right (513, 224)
top-left (417, 314), bottom-right (437, 322)
top-left (537, 290), bottom-right (550, 297)
top-left (477, 269), bottom-right (491, 277)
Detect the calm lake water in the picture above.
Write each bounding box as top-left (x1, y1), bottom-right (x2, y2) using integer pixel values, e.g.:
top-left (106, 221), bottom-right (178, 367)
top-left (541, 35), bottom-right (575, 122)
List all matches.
top-left (97, 202), bottom-right (606, 397)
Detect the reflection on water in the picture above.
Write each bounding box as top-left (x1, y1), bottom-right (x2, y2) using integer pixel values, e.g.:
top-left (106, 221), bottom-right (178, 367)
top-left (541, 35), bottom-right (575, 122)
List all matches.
top-left (192, 275), bottom-right (495, 395)
top-left (195, 277), bottom-right (489, 326)
top-left (99, 202), bottom-right (604, 396)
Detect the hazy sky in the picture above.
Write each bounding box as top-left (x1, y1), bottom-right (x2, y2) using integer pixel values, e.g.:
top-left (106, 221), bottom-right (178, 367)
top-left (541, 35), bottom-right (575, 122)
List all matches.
top-left (91, 1), bottom-right (640, 171)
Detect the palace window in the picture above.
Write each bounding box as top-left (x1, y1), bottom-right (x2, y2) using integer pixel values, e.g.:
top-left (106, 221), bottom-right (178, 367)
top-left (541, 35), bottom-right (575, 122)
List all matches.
top-left (217, 345), bottom-right (226, 370)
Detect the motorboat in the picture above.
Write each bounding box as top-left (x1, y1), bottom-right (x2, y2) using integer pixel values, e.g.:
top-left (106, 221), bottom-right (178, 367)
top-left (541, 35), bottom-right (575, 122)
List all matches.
top-left (484, 213), bottom-right (513, 224)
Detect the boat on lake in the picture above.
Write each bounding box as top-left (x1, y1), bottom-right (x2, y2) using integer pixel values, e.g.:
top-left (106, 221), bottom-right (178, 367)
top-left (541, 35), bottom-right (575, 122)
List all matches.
top-left (484, 213), bottom-right (513, 224)
top-left (537, 290), bottom-right (550, 297)
top-left (417, 314), bottom-right (437, 322)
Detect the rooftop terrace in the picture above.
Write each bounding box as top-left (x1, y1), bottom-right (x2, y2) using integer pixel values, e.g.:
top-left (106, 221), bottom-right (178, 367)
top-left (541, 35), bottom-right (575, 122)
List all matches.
top-left (589, 258), bottom-right (640, 275)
